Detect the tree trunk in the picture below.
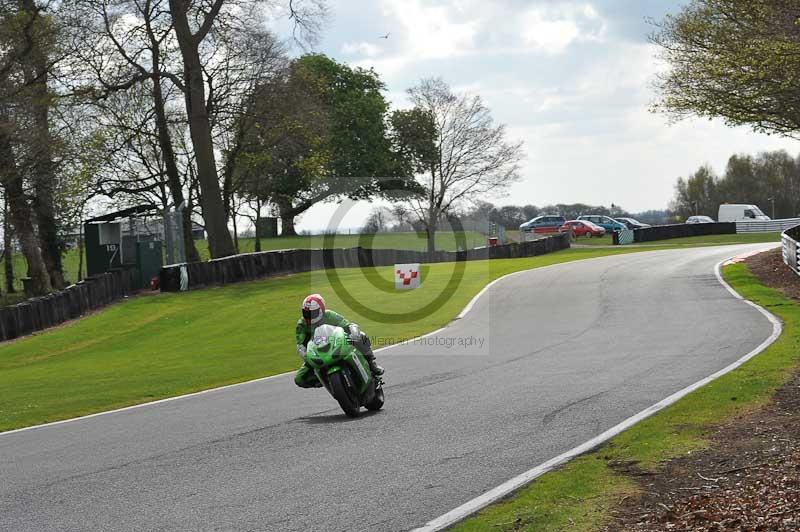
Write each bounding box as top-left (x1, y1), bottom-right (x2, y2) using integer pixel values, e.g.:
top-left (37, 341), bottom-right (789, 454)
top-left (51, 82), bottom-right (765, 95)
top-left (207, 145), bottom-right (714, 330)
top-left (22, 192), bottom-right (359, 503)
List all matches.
top-left (276, 197), bottom-right (297, 236)
top-left (77, 229), bottom-right (84, 282)
top-left (426, 166), bottom-right (438, 255)
top-left (168, 0), bottom-right (235, 259)
top-left (231, 202), bottom-right (239, 252)
top-left (426, 203), bottom-right (437, 254)
top-left (0, 127), bottom-right (51, 295)
top-left (3, 195), bottom-right (14, 293)
top-left (282, 216), bottom-right (297, 236)
top-left (21, 0), bottom-right (64, 289)
top-left (254, 199), bottom-right (262, 252)
top-left (150, 67), bottom-right (200, 263)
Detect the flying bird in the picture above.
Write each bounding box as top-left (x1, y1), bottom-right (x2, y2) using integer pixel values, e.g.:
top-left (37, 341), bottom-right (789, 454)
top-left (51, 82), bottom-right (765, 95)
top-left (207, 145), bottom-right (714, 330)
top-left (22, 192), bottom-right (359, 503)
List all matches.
top-left (379, 33), bottom-right (390, 39)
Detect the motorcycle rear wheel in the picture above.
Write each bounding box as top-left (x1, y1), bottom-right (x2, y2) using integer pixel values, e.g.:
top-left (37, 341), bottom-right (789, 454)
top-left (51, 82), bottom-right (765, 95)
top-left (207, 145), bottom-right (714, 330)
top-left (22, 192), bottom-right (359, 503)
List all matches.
top-left (329, 371), bottom-right (361, 418)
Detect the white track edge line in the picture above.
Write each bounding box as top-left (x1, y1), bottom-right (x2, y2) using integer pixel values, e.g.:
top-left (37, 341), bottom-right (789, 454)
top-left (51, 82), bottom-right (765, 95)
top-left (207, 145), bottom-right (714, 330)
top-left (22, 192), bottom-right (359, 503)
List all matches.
top-left (0, 371), bottom-right (297, 436)
top-left (0, 246), bottom-right (755, 437)
top-left (411, 249), bottom-right (783, 532)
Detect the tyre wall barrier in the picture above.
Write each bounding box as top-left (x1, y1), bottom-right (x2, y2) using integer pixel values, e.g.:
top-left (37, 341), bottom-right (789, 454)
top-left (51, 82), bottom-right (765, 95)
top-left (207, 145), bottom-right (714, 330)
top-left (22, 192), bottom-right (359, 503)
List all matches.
top-left (0, 268), bottom-right (140, 343)
top-left (631, 222), bottom-right (736, 243)
top-left (159, 233), bottom-right (571, 293)
top-left (782, 225), bottom-right (800, 276)
top-left (736, 218), bottom-right (800, 234)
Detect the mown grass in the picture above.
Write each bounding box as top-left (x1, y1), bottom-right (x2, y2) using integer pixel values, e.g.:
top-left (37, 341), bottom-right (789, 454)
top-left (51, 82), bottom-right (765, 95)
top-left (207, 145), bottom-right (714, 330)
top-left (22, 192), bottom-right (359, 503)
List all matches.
top-left (0, 246), bottom-right (664, 432)
top-left (453, 263), bottom-right (799, 531)
top-left (578, 231), bottom-right (782, 247)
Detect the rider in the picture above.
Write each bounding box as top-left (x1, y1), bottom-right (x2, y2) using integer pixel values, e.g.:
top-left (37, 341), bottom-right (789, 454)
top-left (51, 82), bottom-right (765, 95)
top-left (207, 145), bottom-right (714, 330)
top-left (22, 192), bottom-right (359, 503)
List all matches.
top-left (294, 294), bottom-right (384, 388)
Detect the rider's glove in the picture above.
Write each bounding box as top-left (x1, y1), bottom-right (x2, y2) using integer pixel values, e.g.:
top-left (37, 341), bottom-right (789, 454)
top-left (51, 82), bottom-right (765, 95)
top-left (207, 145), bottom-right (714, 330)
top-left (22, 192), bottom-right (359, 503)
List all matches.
top-left (347, 324), bottom-right (362, 345)
top-left (297, 345), bottom-right (306, 359)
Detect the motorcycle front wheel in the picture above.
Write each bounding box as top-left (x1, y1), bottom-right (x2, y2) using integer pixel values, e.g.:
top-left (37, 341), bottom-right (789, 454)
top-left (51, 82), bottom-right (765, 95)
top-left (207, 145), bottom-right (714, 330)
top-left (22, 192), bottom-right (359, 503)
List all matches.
top-left (365, 381), bottom-right (384, 411)
top-left (329, 371), bottom-right (361, 418)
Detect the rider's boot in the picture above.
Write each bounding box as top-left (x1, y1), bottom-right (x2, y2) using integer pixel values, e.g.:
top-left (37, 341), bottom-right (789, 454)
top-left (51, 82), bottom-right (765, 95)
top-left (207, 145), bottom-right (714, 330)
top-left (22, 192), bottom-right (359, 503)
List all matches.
top-left (363, 350), bottom-right (384, 376)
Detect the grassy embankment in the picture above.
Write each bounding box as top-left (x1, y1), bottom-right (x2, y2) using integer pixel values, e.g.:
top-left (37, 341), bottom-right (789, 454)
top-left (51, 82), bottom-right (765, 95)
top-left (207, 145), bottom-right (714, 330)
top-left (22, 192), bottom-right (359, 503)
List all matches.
top-left (453, 262), bottom-right (799, 531)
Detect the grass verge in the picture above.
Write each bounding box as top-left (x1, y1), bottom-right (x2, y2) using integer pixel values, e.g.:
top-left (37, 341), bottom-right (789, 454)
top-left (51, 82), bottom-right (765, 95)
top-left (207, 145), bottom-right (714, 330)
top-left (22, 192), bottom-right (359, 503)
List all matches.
top-left (452, 262), bottom-right (799, 531)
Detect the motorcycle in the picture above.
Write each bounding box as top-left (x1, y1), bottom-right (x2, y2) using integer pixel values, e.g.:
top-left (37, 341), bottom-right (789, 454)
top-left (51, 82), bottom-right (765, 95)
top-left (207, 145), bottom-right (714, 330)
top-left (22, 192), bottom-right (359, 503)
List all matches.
top-left (304, 324), bottom-right (385, 417)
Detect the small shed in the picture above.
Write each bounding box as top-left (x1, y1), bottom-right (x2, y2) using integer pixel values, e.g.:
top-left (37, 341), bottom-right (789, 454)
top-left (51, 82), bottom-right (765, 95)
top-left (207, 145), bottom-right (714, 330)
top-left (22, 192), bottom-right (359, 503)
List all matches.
top-left (256, 217), bottom-right (279, 238)
top-left (84, 206), bottom-right (164, 288)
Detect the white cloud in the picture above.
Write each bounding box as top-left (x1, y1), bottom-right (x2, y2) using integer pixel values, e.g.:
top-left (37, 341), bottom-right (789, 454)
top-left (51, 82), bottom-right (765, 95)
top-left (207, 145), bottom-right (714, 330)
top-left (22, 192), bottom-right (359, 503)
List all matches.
top-left (520, 3), bottom-right (606, 54)
top-left (347, 1), bottom-right (608, 84)
top-left (341, 41), bottom-right (383, 57)
top-left (522, 18), bottom-right (581, 54)
top-left (378, 0), bottom-right (479, 60)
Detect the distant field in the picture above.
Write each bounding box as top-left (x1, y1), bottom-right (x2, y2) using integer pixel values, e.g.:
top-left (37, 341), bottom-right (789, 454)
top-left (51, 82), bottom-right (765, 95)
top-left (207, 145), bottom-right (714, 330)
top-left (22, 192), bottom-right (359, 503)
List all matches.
top-left (195, 231), bottom-right (488, 260)
top-left (3, 249), bottom-right (82, 303)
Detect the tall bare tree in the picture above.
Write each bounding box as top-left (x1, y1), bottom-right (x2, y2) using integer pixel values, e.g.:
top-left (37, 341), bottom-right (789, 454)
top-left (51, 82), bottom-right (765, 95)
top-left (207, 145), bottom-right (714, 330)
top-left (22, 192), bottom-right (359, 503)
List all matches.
top-left (393, 78), bottom-right (524, 253)
top-left (165, 0), bottom-right (235, 257)
top-left (0, 0), bottom-right (71, 289)
top-left (0, 0), bottom-right (62, 294)
top-left (17, 0), bottom-right (66, 288)
top-left (69, 0), bottom-right (203, 261)
top-left (0, 119), bottom-right (52, 294)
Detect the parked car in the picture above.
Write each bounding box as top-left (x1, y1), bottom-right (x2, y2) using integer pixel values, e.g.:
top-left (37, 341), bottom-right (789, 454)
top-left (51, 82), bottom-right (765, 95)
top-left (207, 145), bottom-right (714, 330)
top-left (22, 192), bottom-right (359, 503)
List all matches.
top-left (717, 204), bottom-right (770, 222)
top-left (685, 215), bottom-right (715, 224)
top-left (519, 214), bottom-right (566, 233)
top-left (577, 215), bottom-right (627, 232)
top-left (560, 220), bottom-right (606, 238)
top-left (615, 217), bottom-right (650, 230)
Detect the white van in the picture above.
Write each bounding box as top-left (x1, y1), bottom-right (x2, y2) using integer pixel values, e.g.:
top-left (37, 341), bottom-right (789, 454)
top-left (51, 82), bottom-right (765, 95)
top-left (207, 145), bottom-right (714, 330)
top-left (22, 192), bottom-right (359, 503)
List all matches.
top-left (718, 204), bottom-right (771, 222)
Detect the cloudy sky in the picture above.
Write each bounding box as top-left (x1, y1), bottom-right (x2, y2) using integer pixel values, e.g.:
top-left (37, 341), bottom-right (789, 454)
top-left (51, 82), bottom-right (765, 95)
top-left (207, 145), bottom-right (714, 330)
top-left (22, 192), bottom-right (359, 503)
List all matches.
top-left (278, 0), bottom-right (798, 231)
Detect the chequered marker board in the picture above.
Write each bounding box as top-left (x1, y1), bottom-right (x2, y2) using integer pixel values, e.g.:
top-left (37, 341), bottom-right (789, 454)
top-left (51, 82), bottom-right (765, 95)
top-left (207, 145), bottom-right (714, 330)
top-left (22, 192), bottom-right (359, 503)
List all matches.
top-left (617, 229), bottom-right (635, 245)
top-left (395, 263), bottom-right (421, 290)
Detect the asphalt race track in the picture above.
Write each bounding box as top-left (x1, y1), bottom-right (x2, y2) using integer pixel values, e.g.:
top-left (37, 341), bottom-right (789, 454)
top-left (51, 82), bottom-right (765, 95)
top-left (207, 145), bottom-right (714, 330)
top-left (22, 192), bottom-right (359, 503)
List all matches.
top-left (0, 245), bottom-right (778, 532)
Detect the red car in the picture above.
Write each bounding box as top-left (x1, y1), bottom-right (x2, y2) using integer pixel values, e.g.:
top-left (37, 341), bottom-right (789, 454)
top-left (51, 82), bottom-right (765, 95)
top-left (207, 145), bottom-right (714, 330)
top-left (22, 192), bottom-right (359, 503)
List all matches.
top-left (560, 220), bottom-right (606, 238)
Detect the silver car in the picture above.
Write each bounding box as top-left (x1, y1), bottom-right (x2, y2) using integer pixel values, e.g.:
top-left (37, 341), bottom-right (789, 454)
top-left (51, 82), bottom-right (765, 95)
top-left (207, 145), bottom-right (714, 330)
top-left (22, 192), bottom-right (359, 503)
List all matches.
top-left (686, 215), bottom-right (715, 224)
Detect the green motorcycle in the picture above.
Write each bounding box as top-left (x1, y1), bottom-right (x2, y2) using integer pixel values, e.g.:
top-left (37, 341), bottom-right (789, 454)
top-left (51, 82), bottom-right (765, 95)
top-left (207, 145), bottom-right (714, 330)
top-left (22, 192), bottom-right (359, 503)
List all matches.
top-left (305, 324), bottom-right (385, 417)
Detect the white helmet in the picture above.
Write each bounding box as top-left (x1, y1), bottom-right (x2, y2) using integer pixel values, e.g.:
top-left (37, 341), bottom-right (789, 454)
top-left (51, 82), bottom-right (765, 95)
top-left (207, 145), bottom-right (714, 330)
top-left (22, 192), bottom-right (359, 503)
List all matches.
top-left (302, 294), bottom-right (326, 325)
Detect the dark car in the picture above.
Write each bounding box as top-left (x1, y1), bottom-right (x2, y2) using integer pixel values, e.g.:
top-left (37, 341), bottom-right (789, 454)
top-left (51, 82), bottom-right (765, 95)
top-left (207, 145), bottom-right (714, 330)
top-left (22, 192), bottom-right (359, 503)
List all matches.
top-left (615, 217), bottom-right (651, 230)
top-left (519, 215), bottom-right (566, 233)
